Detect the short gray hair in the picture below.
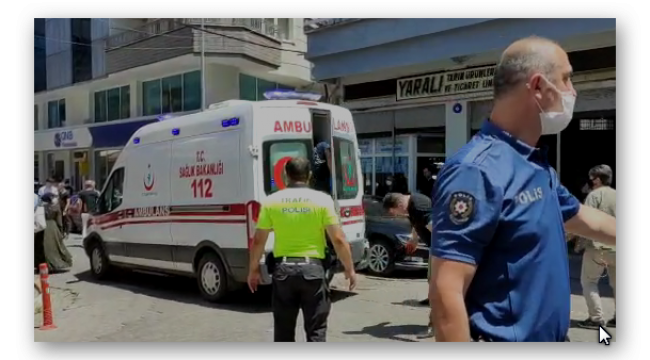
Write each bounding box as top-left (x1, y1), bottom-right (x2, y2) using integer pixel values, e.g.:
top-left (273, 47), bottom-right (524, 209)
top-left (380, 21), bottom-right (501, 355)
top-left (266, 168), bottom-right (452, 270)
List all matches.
top-left (382, 193), bottom-right (404, 211)
top-left (493, 36), bottom-right (559, 99)
top-left (589, 164), bottom-right (613, 186)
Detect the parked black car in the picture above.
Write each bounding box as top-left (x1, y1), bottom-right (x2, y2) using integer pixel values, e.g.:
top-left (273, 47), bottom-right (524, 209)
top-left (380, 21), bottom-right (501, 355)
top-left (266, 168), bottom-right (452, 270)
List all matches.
top-left (362, 195), bottom-right (430, 276)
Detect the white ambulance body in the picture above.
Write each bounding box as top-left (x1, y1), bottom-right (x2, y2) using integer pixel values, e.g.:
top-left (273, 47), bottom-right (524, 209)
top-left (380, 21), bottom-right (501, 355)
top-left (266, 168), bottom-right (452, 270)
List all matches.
top-left (83, 98), bottom-right (368, 302)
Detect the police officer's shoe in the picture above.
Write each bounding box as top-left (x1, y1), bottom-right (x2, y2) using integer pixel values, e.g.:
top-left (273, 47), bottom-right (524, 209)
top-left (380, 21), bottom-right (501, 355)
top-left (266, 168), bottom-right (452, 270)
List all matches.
top-left (606, 317), bottom-right (616, 328)
top-left (577, 318), bottom-right (605, 330)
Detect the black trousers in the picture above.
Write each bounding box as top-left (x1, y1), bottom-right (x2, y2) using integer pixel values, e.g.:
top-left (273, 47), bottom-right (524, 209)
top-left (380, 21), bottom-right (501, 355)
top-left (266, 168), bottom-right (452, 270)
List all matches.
top-left (272, 259), bottom-right (331, 342)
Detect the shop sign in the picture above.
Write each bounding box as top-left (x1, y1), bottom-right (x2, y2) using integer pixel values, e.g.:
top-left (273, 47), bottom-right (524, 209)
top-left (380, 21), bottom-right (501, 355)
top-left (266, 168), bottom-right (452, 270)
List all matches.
top-left (34, 127), bottom-right (93, 152)
top-left (396, 65), bottom-right (496, 101)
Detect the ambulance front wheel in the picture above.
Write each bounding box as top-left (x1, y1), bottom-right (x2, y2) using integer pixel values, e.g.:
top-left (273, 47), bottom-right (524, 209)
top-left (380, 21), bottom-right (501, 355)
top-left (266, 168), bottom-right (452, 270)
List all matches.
top-left (197, 252), bottom-right (229, 302)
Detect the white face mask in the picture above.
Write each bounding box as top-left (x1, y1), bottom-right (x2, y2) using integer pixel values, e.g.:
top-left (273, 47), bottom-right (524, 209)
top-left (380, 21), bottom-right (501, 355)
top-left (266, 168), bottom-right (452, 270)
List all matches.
top-left (386, 181), bottom-right (393, 186)
top-left (536, 77), bottom-right (576, 135)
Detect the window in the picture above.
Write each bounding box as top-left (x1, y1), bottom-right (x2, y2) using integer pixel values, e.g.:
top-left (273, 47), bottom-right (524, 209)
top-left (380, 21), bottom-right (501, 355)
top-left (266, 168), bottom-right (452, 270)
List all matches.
top-left (71, 18), bottom-right (92, 83)
top-left (277, 19), bottom-right (291, 40)
top-left (374, 156), bottom-right (408, 197)
top-left (34, 18), bottom-right (47, 92)
top-left (94, 149), bottom-right (121, 189)
top-left (333, 138), bottom-right (360, 200)
top-left (239, 74), bottom-right (295, 101)
top-left (34, 105), bottom-right (38, 130)
top-left (95, 86), bottom-right (130, 122)
top-left (142, 71), bottom-right (201, 116)
top-left (47, 99), bottom-right (66, 128)
top-left (99, 167), bottom-right (125, 213)
top-left (263, 140), bottom-right (312, 195)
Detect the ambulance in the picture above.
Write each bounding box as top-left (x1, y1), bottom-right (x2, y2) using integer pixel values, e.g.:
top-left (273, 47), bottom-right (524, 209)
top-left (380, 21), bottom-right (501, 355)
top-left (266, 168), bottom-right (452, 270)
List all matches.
top-left (83, 91), bottom-right (368, 302)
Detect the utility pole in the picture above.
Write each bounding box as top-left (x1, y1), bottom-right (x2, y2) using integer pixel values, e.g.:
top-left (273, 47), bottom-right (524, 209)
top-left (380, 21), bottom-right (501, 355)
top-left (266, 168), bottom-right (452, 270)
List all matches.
top-left (200, 18), bottom-right (206, 111)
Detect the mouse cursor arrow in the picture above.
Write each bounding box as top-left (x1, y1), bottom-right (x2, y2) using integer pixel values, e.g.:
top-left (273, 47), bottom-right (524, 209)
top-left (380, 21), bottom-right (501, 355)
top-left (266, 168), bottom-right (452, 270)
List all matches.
top-left (599, 326), bottom-right (612, 345)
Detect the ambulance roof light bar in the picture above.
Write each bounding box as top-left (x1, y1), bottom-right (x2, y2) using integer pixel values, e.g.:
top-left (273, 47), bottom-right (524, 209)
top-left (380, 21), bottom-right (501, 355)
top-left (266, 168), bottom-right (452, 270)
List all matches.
top-left (263, 90), bottom-right (322, 101)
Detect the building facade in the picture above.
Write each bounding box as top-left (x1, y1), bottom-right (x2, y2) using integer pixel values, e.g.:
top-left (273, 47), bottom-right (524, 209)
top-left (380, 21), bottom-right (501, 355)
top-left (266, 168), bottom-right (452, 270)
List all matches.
top-left (34, 18), bottom-right (312, 190)
top-left (305, 18), bottom-right (616, 198)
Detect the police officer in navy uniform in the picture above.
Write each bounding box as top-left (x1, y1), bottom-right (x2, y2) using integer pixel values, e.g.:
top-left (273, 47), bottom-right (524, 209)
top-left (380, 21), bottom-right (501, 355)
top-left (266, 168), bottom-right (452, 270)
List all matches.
top-left (428, 36), bottom-right (617, 342)
top-left (247, 157), bottom-right (357, 342)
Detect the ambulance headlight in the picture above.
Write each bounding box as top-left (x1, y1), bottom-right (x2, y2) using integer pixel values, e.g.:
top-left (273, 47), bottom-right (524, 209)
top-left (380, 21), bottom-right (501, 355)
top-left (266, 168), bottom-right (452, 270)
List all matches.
top-left (263, 90), bottom-right (322, 101)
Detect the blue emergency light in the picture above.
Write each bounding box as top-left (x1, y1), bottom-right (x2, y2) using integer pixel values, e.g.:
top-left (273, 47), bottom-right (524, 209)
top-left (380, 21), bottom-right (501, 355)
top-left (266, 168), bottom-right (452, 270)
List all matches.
top-left (172, 128), bottom-right (180, 136)
top-left (158, 114), bottom-right (175, 121)
top-left (133, 137), bottom-right (140, 144)
top-left (263, 90), bottom-right (322, 101)
top-left (221, 117), bottom-right (240, 128)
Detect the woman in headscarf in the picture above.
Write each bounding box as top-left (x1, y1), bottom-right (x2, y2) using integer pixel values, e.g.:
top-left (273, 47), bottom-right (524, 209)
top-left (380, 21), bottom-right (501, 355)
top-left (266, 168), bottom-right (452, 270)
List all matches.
top-left (40, 193), bottom-right (73, 272)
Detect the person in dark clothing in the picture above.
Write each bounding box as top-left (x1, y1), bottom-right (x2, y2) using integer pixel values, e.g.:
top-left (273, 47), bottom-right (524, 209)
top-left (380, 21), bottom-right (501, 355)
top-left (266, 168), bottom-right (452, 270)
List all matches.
top-left (248, 157), bottom-right (356, 342)
top-left (383, 192), bottom-right (434, 338)
top-left (312, 141), bottom-right (332, 194)
top-left (419, 165), bottom-right (436, 196)
top-left (384, 192), bottom-right (434, 335)
top-left (78, 180), bottom-right (100, 238)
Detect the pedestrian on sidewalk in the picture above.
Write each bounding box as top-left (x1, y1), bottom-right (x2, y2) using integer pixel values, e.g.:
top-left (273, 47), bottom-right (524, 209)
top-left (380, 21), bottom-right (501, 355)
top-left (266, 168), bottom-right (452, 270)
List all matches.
top-left (383, 192), bottom-right (434, 339)
top-left (428, 36), bottom-right (617, 342)
top-left (576, 164), bottom-right (616, 330)
top-left (40, 193), bottom-right (73, 273)
top-left (247, 157), bottom-right (357, 342)
top-left (78, 180), bottom-right (100, 238)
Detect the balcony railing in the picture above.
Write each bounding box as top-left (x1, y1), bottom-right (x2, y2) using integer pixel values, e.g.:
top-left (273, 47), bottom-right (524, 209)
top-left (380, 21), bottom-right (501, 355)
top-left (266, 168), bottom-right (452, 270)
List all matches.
top-left (107, 18), bottom-right (284, 50)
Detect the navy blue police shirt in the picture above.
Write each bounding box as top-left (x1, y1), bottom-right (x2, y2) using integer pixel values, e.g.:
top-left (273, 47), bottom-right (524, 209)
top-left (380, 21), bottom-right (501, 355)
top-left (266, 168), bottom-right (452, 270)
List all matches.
top-left (430, 120), bottom-right (581, 342)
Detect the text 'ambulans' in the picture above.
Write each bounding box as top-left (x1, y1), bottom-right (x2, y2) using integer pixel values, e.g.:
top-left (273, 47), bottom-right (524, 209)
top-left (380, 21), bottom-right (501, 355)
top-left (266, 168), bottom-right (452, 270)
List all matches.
top-left (133, 206), bottom-right (171, 218)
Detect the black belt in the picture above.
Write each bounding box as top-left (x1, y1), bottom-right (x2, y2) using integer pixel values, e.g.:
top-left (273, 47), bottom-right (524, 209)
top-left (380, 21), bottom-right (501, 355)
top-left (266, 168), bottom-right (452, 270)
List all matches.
top-left (274, 257), bottom-right (324, 265)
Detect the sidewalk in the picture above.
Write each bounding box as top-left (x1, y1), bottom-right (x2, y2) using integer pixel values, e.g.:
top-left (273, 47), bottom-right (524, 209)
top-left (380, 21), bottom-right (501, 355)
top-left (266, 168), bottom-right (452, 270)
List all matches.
top-left (33, 285), bottom-right (78, 330)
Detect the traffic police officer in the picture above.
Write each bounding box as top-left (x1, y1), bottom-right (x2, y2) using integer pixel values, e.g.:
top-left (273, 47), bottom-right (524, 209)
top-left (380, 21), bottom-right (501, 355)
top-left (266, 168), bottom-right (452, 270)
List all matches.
top-left (247, 157), bottom-right (357, 342)
top-left (428, 36), bottom-right (617, 342)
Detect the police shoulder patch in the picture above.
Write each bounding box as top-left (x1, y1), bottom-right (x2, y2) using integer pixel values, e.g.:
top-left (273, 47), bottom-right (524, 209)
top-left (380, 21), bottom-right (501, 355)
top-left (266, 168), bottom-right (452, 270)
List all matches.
top-left (448, 191), bottom-right (476, 225)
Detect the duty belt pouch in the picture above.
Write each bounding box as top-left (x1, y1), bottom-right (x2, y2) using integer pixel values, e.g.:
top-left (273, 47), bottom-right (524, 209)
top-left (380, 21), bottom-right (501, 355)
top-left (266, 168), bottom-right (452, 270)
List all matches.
top-left (265, 252), bottom-right (276, 274)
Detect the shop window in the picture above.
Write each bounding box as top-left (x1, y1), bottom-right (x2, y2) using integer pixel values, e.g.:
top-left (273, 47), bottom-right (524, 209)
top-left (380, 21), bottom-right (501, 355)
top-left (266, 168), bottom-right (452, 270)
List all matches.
top-left (99, 167), bottom-right (125, 213)
top-left (361, 157), bottom-right (373, 195)
top-left (416, 156), bottom-right (445, 196)
top-left (333, 138), bottom-right (360, 200)
top-left (142, 71), bottom-right (201, 116)
top-left (239, 74), bottom-right (257, 101)
top-left (256, 78), bottom-right (277, 102)
top-left (95, 85), bottom-right (130, 122)
top-left (416, 135), bottom-right (445, 154)
top-left (95, 149), bottom-right (121, 190)
top-left (239, 73), bottom-right (293, 101)
top-left (47, 99), bottom-right (66, 129)
top-left (374, 137), bottom-right (408, 155)
top-left (374, 156), bottom-right (409, 197)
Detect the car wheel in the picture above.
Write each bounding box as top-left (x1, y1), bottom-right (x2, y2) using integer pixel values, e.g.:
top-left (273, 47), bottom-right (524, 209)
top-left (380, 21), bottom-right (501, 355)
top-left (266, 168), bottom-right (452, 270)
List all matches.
top-left (367, 239), bottom-right (395, 276)
top-left (197, 252), bottom-right (229, 302)
top-left (88, 240), bottom-right (111, 280)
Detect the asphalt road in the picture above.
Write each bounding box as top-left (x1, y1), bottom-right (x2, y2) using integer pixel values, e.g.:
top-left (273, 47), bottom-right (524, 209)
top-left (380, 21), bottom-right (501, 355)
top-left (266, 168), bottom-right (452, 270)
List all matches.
top-left (34, 235), bottom-right (616, 342)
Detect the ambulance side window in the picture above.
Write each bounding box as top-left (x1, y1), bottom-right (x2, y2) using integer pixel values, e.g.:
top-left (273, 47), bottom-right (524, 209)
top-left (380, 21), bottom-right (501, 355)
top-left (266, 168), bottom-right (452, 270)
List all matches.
top-left (333, 138), bottom-right (359, 200)
top-left (99, 167), bottom-right (125, 213)
top-left (263, 140), bottom-right (312, 194)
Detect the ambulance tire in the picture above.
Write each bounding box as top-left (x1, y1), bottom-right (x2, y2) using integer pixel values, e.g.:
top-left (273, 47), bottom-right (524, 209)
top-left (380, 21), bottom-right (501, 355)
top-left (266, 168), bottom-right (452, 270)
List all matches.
top-left (88, 239), bottom-right (111, 280)
top-left (197, 252), bottom-right (229, 302)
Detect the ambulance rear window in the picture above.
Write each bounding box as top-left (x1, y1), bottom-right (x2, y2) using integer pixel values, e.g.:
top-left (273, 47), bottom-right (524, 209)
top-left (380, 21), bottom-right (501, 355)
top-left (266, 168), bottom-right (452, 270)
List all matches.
top-left (263, 140), bottom-right (312, 194)
top-left (333, 138), bottom-right (359, 200)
